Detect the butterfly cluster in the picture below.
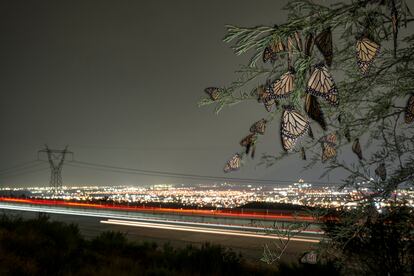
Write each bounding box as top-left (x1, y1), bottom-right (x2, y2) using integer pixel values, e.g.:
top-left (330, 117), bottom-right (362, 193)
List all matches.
top-left (205, 25), bottom-right (387, 173)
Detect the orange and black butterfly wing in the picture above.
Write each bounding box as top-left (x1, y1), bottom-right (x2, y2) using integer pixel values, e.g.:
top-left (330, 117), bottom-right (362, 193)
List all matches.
top-left (326, 133), bottom-right (337, 144)
top-left (281, 132), bottom-right (297, 152)
top-left (281, 106), bottom-right (310, 138)
top-left (204, 87), bottom-right (220, 101)
top-left (250, 119), bottom-right (267, 135)
top-left (315, 28), bottom-right (333, 67)
top-left (258, 86), bottom-right (276, 112)
top-left (305, 94), bottom-right (327, 130)
top-left (263, 46), bottom-right (275, 63)
top-left (263, 91), bottom-right (276, 112)
top-left (250, 145), bottom-right (256, 159)
top-left (404, 94), bottom-right (414, 124)
top-left (241, 140), bottom-right (251, 155)
top-left (344, 127), bottom-right (351, 142)
top-left (306, 64), bottom-right (339, 106)
top-left (301, 147), bottom-right (307, 160)
top-left (321, 134), bottom-right (337, 162)
top-left (280, 106), bottom-right (309, 152)
top-left (308, 125), bottom-right (314, 139)
top-left (352, 138), bottom-right (363, 160)
top-left (223, 154), bottom-right (241, 173)
top-left (271, 71), bottom-right (295, 99)
top-left (263, 40), bottom-right (285, 63)
top-left (304, 33), bottom-right (315, 57)
top-left (240, 134), bottom-right (256, 155)
top-left (375, 163), bottom-right (387, 181)
top-left (356, 37), bottom-right (380, 75)
top-left (322, 144), bottom-right (336, 162)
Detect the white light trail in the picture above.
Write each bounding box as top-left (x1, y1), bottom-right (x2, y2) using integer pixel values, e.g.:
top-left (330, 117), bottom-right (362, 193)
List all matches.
top-left (101, 219), bottom-right (321, 243)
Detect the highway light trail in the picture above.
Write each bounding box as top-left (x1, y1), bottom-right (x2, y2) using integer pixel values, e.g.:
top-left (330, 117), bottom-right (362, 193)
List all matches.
top-left (0, 203), bottom-right (323, 236)
top-left (0, 197), bottom-right (317, 221)
top-left (101, 219), bottom-right (321, 243)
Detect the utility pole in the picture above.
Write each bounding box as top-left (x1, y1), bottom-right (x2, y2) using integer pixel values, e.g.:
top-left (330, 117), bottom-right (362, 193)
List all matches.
top-left (38, 145), bottom-right (73, 194)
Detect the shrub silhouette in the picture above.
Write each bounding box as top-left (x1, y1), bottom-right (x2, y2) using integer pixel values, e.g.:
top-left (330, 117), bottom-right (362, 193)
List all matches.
top-left (0, 214), bottom-right (339, 275)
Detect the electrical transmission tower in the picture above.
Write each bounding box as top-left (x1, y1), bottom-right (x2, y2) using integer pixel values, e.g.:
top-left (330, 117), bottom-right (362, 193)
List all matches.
top-left (38, 145), bottom-right (73, 194)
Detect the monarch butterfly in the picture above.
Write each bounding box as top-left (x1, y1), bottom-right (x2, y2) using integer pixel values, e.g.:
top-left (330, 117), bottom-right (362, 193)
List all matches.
top-left (263, 40), bottom-right (285, 63)
top-left (250, 119), bottom-right (267, 135)
top-left (391, 7), bottom-right (398, 54)
top-left (256, 86), bottom-right (266, 101)
top-left (257, 86), bottom-right (276, 112)
top-left (375, 163), bottom-right (386, 181)
top-left (321, 133), bottom-right (337, 162)
top-left (344, 127), bottom-right (351, 143)
top-left (308, 125), bottom-right (314, 139)
top-left (294, 31), bottom-right (303, 53)
top-left (315, 28), bottom-right (333, 67)
top-left (305, 94), bottom-right (327, 130)
top-left (306, 63), bottom-right (339, 106)
top-left (304, 33), bottom-right (314, 57)
top-left (325, 133), bottom-right (337, 144)
top-left (223, 153), bottom-right (241, 173)
top-left (264, 100), bottom-right (276, 112)
top-left (404, 94), bottom-right (414, 124)
top-left (301, 147), bottom-right (307, 160)
top-left (281, 106), bottom-right (310, 138)
top-left (240, 133), bottom-right (257, 157)
top-left (356, 37), bottom-right (380, 75)
top-left (268, 71), bottom-right (295, 99)
top-left (352, 138), bottom-right (363, 160)
top-left (204, 87), bottom-right (221, 101)
top-left (281, 106), bottom-right (309, 151)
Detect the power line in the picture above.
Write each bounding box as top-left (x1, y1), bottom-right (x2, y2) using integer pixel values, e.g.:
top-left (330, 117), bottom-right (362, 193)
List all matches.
top-left (69, 144), bottom-right (231, 152)
top-left (0, 161), bottom-right (45, 176)
top-left (0, 160), bottom-right (41, 175)
top-left (0, 166), bottom-right (49, 180)
top-left (0, 154), bottom-right (344, 186)
top-left (68, 160), bottom-right (342, 186)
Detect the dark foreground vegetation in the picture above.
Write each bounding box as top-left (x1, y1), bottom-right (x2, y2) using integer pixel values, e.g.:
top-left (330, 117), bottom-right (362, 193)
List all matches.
top-left (322, 204), bottom-right (414, 276)
top-left (0, 213), bottom-right (340, 276)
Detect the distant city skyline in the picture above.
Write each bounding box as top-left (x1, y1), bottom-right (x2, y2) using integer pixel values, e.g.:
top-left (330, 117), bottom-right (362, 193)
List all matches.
top-left (2, 182), bottom-right (412, 210)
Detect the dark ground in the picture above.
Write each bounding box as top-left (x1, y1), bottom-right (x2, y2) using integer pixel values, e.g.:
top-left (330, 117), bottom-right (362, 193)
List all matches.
top-left (0, 209), bottom-right (315, 263)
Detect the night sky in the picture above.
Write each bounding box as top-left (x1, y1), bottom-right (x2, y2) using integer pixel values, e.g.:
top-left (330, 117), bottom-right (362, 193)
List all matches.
top-left (0, 0), bottom-right (380, 187)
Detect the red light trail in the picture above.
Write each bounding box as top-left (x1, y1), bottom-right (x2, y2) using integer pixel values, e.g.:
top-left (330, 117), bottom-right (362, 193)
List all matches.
top-left (0, 197), bottom-right (317, 222)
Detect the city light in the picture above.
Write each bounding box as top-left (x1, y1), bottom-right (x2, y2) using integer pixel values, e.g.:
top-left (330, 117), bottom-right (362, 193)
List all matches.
top-left (1, 181), bottom-right (412, 210)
